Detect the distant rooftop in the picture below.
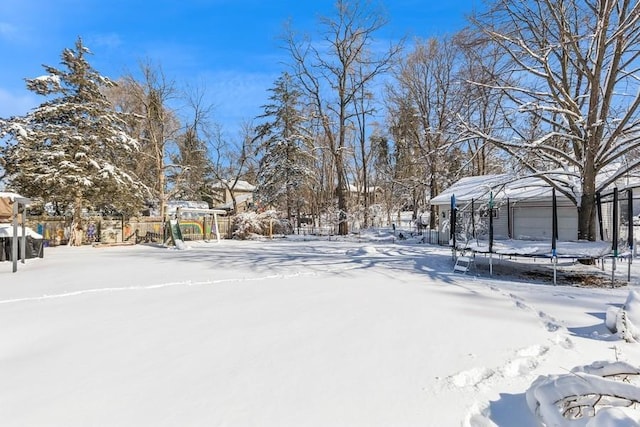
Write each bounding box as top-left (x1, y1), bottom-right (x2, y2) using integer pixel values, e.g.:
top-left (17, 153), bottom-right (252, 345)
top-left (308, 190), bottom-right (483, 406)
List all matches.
top-left (211, 180), bottom-right (256, 191)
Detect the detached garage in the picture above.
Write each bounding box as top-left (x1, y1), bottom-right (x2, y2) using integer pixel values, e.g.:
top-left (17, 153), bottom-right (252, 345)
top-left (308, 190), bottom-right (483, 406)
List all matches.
top-left (429, 174), bottom-right (580, 244)
top-left (511, 204), bottom-right (577, 241)
top-left (430, 170), bottom-right (638, 246)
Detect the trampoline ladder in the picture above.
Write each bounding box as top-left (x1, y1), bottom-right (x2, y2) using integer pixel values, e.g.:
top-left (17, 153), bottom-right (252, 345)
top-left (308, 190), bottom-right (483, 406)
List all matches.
top-left (453, 255), bottom-right (474, 274)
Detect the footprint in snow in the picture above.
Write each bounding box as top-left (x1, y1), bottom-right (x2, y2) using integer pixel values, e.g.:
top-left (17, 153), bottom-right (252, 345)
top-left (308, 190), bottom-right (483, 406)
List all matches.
top-left (508, 293), bottom-right (533, 311)
top-left (448, 367), bottom-right (496, 389)
top-left (503, 345), bottom-right (549, 377)
top-left (505, 292), bottom-right (566, 336)
top-left (551, 335), bottom-right (574, 349)
top-left (508, 292), bottom-right (520, 300)
top-left (448, 344), bottom-right (550, 390)
top-left (503, 357), bottom-right (539, 377)
top-left (516, 344), bottom-right (549, 358)
top-left (538, 311), bottom-right (562, 332)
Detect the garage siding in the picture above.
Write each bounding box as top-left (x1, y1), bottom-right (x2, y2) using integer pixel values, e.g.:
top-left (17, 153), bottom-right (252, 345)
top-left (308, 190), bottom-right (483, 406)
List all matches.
top-left (512, 205), bottom-right (577, 241)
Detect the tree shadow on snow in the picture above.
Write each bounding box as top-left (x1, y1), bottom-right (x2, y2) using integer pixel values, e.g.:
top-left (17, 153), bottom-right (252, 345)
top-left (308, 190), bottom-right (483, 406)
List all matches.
top-left (128, 240), bottom-right (462, 285)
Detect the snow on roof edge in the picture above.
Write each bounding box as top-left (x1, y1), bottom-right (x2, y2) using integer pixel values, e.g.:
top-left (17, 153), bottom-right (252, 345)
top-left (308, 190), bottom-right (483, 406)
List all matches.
top-left (431, 164), bottom-right (640, 206)
top-left (0, 192), bottom-right (31, 203)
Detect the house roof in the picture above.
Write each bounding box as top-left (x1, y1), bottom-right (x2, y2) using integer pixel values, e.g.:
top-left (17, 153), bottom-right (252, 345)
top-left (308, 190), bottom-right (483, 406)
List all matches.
top-left (430, 174), bottom-right (511, 205)
top-left (429, 173), bottom-right (555, 205)
top-left (211, 180), bottom-right (256, 191)
top-left (347, 184), bottom-right (382, 193)
top-left (430, 164), bottom-right (640, 206)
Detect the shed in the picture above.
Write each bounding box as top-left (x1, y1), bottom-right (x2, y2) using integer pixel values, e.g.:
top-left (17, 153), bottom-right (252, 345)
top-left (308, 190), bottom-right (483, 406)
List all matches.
top-left (430, 174), bottom-right (579, 242)
top-left (430, 168), bottom-right (640, 244)
top-left (0, 192), bottom-right (44, 272)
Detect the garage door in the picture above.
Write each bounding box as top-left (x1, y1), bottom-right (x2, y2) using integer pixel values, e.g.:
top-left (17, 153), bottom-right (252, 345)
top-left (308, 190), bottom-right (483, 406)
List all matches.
top-left (513, 206), bottom-right (577, 241)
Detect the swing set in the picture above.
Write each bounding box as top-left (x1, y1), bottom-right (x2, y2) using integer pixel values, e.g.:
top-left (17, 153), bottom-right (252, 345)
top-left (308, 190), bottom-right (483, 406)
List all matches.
top-left (166, 207), bottom-right (227, 247)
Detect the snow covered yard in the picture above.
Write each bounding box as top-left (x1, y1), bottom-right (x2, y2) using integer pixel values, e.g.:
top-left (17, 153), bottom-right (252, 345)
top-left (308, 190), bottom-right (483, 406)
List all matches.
top-left (1, 233), bottom-right (639, 426)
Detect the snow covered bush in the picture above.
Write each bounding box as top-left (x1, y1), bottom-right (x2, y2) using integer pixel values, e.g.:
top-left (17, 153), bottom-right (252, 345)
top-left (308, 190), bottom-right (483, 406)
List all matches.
top-left (605, 290), bottom-right (640, 343)
top-left (232, 212), bottom-right (264, 239)
top-left (232, 211), bottom-right (292, 240)
top-left (526, 361), bottom-right (640, 426)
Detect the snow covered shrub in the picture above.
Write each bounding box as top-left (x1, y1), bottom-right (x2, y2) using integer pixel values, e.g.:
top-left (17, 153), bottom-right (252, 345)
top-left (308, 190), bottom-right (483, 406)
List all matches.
top-left (232, 212), bottom-right (264, 239)
top-left (526, 361), bottom-right (640, 426)
top-left (232, 211), bottom-right (292, 240)
top-left (605, 290), bottom-right (640, 343)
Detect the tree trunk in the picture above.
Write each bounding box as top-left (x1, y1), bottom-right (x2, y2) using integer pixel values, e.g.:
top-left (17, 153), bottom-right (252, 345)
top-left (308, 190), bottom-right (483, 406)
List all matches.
top-left (69, 193), bottom-right (84, 246)
top-left (577, 190), bottom-right (597, 265)
top-left (286, 182), bottom-right (292, 222)
top-left (429, 173), bottom-right (439, 229)
top-left (578, 192), bottom-right (597, 241)
top-left (362, 180), bottom-right (369, 229)
top-left (336, 147), bottom-right (349, 235)
top-left (577, 156), bottom-right (598, 241)
top-left (159, 167), bottom-right (167, 242)
top-left (336, 180), bottom-right (349, 235)
top-left (429, 205), bottom-right (438, 230)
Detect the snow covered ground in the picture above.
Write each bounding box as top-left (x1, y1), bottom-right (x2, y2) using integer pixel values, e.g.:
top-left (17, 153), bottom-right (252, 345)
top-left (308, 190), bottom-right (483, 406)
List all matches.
top-left (1, 230), bottom-right (639, 426)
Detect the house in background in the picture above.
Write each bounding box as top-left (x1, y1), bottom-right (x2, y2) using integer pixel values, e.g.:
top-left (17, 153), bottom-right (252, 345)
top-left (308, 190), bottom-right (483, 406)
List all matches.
top-left (430, 167), bottom-right (640, 244)
top-left (347, 184), bottom-right (384, 207)
top-left (211, 180), bottom-right (256, 212)
top-left (348, 184), bottom-right (383, 205)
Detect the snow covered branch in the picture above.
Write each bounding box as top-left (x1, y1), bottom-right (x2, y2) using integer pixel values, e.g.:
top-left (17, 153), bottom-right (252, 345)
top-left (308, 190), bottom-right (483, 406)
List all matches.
top-left (527, 361), bottom-right (640, 426)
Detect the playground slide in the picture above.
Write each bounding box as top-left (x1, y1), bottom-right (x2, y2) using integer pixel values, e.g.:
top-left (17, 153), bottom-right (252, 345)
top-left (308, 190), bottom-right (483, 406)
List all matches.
top-left (168, 219), bottom-right (187, 250)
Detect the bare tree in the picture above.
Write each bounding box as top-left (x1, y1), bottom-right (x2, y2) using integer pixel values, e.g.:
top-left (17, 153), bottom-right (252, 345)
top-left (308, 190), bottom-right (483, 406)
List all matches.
top-left (285, 0), bottom-right (401, 234)
top-left (208, 121), bottom-right (257, 214)
top-left (466, 0), bottom-right (640, 240)
top-left (350, 64), bottom-right (376, 228)
top-left (107, 62), bottom-right (180, 220)
top-left (387, 36), bottom-right (463, 228)
top-left (308, 126), bottom-right (337, 228)
top-left (455, 29), bottom-right (509, 176)
top-left (170, 83), bottom-right (216, 202)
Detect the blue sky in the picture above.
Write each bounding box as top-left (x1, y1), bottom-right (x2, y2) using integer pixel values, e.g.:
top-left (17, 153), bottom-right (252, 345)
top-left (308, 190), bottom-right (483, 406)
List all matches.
top-left (0, 0), bottom-right (478, 138)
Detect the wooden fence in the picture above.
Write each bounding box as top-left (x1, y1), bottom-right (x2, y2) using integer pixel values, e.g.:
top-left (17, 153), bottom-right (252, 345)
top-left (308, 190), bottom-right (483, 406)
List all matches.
top-left (26, 215), bottom-right (445, 246)
top-left (26, 216), bottom-right (233, 246)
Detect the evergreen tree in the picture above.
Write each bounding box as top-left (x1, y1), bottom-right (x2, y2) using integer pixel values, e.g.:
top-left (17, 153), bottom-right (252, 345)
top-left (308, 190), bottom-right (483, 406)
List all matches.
top-left (0, 38), bottom-right (147, 242)
top-left (255, 72), bottom-right (314, 220)
top-left (386, 96), bottom-right (426, 217)
top-left (370, 133), bottom-right (397, 225)
top-left (170, 125), bottom-right (214, 202)
top-left (168, 84), bottom-right (217, 205)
